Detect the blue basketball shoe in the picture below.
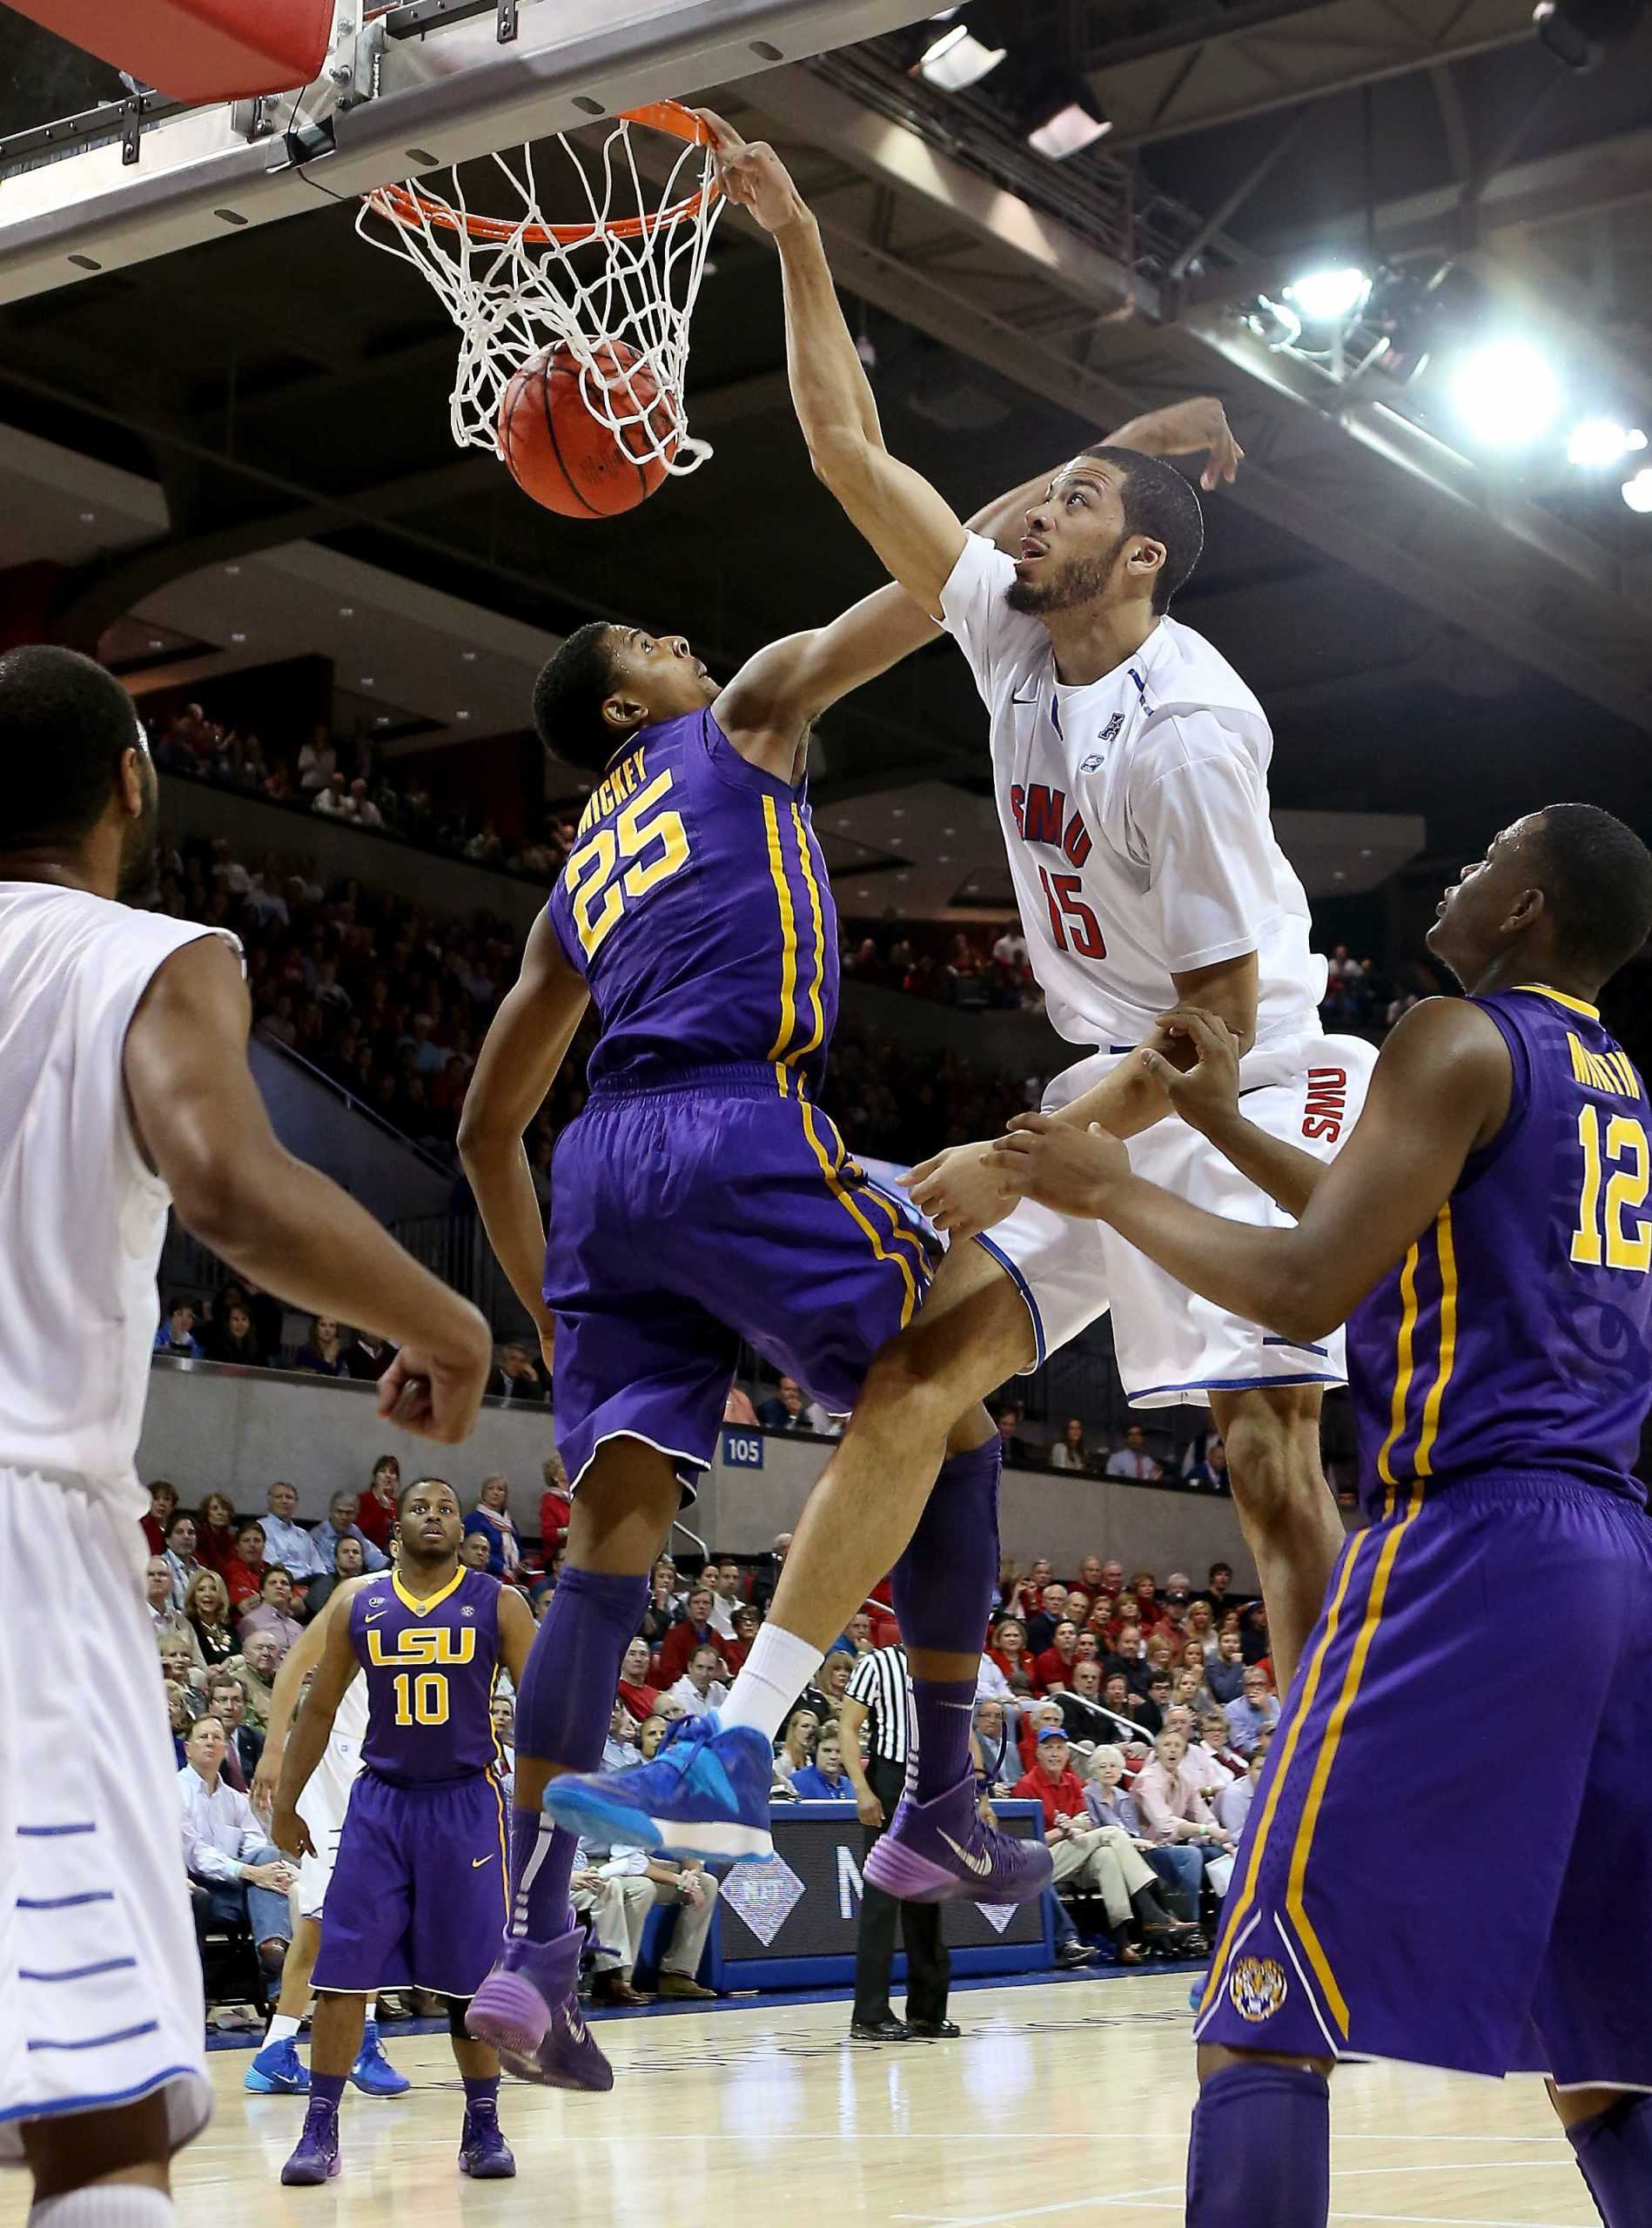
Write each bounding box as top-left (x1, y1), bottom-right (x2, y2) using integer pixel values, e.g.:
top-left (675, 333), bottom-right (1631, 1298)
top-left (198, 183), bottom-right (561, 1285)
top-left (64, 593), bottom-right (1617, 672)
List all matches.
top-left (245, 2034), bottom-right (309, 2094)
top-left (541, 1711), bottom-right (773, 1862)
top-left (349, 2018), bottom-right (409, 2097)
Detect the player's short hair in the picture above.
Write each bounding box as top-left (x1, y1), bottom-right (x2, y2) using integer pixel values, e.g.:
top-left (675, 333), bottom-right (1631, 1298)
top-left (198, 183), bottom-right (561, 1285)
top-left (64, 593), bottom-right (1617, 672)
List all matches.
top-left (1082, 446), bottom-right (1205, 612)
top-left (1529, 804), bottom-right (1652, 982)
top-left (397, 1474), bottom-right (456, 1516)
top-left (0, 645), bottom-right (141, 849)
top-left (532, 621), bottom-right (622, 773)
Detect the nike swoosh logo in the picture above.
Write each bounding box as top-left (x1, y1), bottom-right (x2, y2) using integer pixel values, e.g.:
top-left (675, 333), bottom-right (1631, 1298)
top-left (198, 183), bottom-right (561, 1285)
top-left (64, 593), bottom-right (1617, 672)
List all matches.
top-left (472, 1855), bottom-right (494, 1869)
top-left (364, 1612), bottom-right (386, 1624)
top-left (937, 1829), bottom-right (993, 1877)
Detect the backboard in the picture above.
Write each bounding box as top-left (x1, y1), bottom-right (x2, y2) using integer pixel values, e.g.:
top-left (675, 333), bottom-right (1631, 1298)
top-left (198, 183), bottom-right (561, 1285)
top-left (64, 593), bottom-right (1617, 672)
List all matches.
top-left (0, 0), bottom-right (938, 306)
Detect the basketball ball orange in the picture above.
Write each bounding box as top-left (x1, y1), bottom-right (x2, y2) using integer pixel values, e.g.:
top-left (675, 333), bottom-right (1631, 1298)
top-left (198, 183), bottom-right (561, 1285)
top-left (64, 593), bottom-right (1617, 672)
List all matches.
top-left (496, 339), bottom-right (679, 518)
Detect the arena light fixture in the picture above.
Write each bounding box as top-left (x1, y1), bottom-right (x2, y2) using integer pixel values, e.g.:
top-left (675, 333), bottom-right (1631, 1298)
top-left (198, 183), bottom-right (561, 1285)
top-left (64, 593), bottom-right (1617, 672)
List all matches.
top-left (1283, 265), bottom-right (1371, 325)
top-left (917, 22), bottom-right (1005, 90)
top-left (1622, 467), bottom-right (1652, 514)
top-left (1449, 340), bottom-right (1561, 447)
top-left (1027, 87), bottom-right (1112, 158)
top-left (1246, 293), bottom-right (1302, 351)
top-left (1567, 418), bottom-right (1647, 466)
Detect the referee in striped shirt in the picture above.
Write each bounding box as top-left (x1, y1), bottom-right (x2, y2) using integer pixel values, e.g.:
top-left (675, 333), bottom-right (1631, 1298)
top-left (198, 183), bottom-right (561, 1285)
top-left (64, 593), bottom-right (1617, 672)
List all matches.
top-left (841, 1643), bottom-right (955, 2042)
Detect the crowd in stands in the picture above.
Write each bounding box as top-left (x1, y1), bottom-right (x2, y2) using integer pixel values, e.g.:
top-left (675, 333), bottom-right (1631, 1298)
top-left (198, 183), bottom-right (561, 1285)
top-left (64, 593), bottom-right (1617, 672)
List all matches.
top-left (845, 917), bottom-right (1042, 1013)
top-left (153, 1446), bottom-right (1270, 2012)
top-left (149, 703), bottom-right (571, 882)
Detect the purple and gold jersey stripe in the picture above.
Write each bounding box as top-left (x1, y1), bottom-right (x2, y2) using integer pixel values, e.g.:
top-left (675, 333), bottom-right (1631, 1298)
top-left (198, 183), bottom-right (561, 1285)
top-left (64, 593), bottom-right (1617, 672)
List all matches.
top-left (762, 794), bottom-right (830, 1083)
top-left (1348, 983), bottom-right (1652, 1513)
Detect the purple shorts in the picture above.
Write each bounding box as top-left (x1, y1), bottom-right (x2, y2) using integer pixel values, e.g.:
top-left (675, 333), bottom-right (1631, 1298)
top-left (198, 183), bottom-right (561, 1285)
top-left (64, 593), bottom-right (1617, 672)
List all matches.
top-left (309, 1768), bottom-right (509, 2000)
top-left (1197, 1471), bottom-right (1652, 2086)
top-left (545, 1064), bottom-right (935, 1494)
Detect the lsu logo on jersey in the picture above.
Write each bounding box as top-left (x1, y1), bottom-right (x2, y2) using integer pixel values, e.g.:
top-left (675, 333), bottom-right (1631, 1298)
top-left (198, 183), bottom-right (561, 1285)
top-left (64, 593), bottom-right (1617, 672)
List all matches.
top-left (1301, 1065), bottom-right (1349, 1144)
top-left (1228, 1956), bottom-right (1289, 2023)
top-left (366, 1625), bottom-right (478, 1668)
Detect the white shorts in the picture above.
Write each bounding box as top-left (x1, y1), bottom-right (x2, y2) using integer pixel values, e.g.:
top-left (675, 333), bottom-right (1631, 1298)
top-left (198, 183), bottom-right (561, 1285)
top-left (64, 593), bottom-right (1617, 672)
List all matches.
top-left (0, 1469), bottom-right (211, 2164)
top-left (979, 1033), bottom-right (1378, 1406)
top-left (295, 1741), bottom-right (360, 1923)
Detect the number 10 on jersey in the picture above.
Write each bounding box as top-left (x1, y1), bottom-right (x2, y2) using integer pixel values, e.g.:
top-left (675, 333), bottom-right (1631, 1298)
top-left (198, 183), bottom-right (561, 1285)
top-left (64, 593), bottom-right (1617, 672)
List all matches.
top-left (1038, 867), bottom-right (1106, 960)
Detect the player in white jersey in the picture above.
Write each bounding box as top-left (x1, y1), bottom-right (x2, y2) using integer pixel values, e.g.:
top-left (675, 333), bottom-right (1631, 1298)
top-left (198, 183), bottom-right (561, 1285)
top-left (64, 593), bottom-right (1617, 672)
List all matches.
top-left (562, 118), bottom-right (1375, 1908)
top-left (245, 1620), bottom-right (408, 2099)
top-left (0, 646), bottom-right (494, 2228)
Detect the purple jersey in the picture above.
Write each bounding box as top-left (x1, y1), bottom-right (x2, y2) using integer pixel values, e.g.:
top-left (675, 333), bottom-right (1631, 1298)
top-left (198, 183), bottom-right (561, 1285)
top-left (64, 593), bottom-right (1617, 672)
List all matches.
top-left (546, 709), bottom-right (837, 1093)
top-left (347, 1567), bottom-right (503, 1785)
top-left (1347, 984), bottom-right (1652, 1513)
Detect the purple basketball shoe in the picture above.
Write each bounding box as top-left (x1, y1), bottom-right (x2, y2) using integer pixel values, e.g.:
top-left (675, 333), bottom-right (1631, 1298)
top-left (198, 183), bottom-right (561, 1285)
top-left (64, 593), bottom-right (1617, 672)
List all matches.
top-left (863, 1780), bottom-right (1053, 1905)
top-left (280, 2105), bottom-right (341, 2185)
top-left (466, 1927), bottom-right (614, 2091)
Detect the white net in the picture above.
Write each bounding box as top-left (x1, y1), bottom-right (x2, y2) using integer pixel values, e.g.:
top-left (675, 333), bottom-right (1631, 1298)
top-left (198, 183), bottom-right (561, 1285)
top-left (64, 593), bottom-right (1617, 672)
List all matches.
top-left (356, 111), bottom-right (723, 474)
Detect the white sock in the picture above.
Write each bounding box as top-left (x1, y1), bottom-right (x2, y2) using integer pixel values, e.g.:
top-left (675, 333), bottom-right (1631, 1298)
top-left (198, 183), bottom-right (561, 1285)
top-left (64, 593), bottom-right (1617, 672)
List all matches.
top-left (721, 1624), bottom-right (823, 1743)
top-left (265, 2013), bottom-right (301, 2045)
top-left (30, 2186), bottom-right (177, 2228)
top-left (362, 1998), bottom-right (377, 2025)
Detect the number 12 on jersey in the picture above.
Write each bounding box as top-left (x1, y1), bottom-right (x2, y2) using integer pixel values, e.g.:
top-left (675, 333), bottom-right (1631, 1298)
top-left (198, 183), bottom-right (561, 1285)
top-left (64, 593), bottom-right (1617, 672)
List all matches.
top-left (1038, 866), bottom-right (1106, 960)
top-left (1572, 1104), bottom-right (1651, 1272)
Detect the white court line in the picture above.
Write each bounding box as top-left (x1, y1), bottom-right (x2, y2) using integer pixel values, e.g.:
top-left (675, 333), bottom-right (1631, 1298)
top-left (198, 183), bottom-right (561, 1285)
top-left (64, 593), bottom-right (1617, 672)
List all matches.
top-left (1023, 2211), bottom-right (1591, 2228)
top-left (893, 2185), bottom-right (1182, 2227)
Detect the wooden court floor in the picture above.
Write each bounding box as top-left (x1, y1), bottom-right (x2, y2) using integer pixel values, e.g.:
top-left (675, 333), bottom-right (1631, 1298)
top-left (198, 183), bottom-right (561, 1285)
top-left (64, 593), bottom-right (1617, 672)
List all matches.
top-left (1, 1972), bottom-right (1596, 2228)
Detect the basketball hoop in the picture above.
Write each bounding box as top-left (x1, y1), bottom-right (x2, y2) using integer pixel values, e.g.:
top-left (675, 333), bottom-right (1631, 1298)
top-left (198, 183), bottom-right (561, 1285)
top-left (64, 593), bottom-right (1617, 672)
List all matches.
top-left (358, 103), bottom-right (722, 480)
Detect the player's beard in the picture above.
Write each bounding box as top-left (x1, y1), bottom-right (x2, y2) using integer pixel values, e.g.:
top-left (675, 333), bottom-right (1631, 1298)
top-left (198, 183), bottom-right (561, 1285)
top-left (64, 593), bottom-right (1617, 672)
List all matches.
top-left (1005, 527), bottom-right (1129, 616)
top-left (116, 750), bottom-right (161, 906)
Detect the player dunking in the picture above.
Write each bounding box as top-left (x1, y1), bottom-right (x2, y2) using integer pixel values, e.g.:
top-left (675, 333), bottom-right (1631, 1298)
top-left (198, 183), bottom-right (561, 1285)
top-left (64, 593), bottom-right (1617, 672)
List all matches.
top-left (453, 355), bottom-right (1239, 2065)
top-left (269, 1477), bottom-right (536, 2184)
top-left (0, 648), bottom-right (491, 2228)
top-left (989, 805), bottom-right (1652, 2227)
top-left (547, 119), bottom-right (1371, 1894)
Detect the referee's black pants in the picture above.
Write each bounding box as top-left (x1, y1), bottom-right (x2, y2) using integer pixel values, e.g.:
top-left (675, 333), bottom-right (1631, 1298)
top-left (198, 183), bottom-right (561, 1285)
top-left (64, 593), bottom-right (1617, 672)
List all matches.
top-left (852, 1756), bottom-right (950, 2027)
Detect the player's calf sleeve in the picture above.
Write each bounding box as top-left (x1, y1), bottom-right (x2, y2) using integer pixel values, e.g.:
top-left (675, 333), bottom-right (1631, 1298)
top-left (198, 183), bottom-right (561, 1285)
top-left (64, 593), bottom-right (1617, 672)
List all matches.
top-left (1185, 2064), bottom-right (1330, 2228)
top-left (509, 1566), bottom-right (646, 1942)
top-left (1565, 2091), bottom-right (1652, 2225)
top-left (892, 1440), bottom-right (1001, 1801)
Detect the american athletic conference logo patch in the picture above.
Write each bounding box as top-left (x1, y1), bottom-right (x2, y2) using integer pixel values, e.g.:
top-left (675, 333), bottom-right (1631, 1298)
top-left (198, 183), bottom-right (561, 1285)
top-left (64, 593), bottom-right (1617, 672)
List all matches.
top-left (1228, 1956), bottom-right (1288, 2023)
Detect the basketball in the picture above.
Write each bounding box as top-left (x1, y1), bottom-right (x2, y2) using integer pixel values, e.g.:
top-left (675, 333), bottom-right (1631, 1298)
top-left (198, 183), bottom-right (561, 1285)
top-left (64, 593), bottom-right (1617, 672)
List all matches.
top-left (496, 339), bottom-right (679, 518)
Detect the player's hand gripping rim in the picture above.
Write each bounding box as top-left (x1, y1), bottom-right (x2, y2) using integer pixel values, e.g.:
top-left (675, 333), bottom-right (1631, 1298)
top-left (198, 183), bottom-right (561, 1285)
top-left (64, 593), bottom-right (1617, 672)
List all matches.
top-left (694, 108), bottom-right (810, 237)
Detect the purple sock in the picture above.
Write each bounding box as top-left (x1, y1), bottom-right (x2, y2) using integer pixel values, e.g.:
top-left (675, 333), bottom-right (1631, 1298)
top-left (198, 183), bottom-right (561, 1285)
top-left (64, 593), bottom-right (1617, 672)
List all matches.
top-left (1568, 2092), bottom-right (1652, 2225)
top-left (463, 2074), bottom-right (500, 2115)
top-left (310, 2071), bottom-right (346, 2114)
top-left (1185, 2064), bottom-right (1330, 2228)
top-left (507, 1565), bottom-right (646, 1944)
top-left (892, 1441), bottom-right (1001, 1802)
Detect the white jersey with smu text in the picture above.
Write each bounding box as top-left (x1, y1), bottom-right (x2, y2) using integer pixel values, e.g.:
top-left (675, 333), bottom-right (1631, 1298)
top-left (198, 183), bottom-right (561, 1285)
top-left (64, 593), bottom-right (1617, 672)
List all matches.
top-left (0, 882), bottom-right (237, 1506)
top-left (938, 533), bottom-right (1325, 1055)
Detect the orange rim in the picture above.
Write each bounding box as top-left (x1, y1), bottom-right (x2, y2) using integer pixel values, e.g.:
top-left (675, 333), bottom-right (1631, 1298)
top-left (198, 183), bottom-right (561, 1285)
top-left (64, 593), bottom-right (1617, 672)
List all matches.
top-left (366, 100), bottom-right (717, 247)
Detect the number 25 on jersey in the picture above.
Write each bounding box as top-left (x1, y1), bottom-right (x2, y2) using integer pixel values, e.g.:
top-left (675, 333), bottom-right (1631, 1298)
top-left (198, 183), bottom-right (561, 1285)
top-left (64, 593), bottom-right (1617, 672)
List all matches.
top-left (565, 768), bottom-right (690, 961)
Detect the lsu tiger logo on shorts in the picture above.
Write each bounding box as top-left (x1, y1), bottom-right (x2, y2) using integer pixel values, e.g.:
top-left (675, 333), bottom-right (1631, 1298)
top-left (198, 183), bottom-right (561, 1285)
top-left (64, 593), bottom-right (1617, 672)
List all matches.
top-left (1229, 1956), bottom-right (1288, 2023)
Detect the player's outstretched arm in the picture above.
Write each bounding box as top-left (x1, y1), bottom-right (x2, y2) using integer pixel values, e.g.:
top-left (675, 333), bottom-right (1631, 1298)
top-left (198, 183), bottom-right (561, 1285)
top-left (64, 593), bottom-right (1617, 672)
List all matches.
top-left (718, 399), bottom-right (1243, 754)
top-left (250, 1579), bottom-right (368, 1816)
top-left (125, 936), bottom-right (492, 1441)
top-left (457, 911), bottom-right (589, 1363)
top-left (268, 1597), bottom-right (365, 1858)
top-left (986, 998), bottom-right (1512, 1341)
top-left (700, 110), bottom-right (967, 616)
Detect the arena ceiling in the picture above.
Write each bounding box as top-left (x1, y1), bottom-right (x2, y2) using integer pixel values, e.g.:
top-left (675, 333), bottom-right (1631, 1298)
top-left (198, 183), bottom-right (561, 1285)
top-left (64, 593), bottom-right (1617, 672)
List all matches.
top-left (1, 0), bottom-right (1649, 861)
